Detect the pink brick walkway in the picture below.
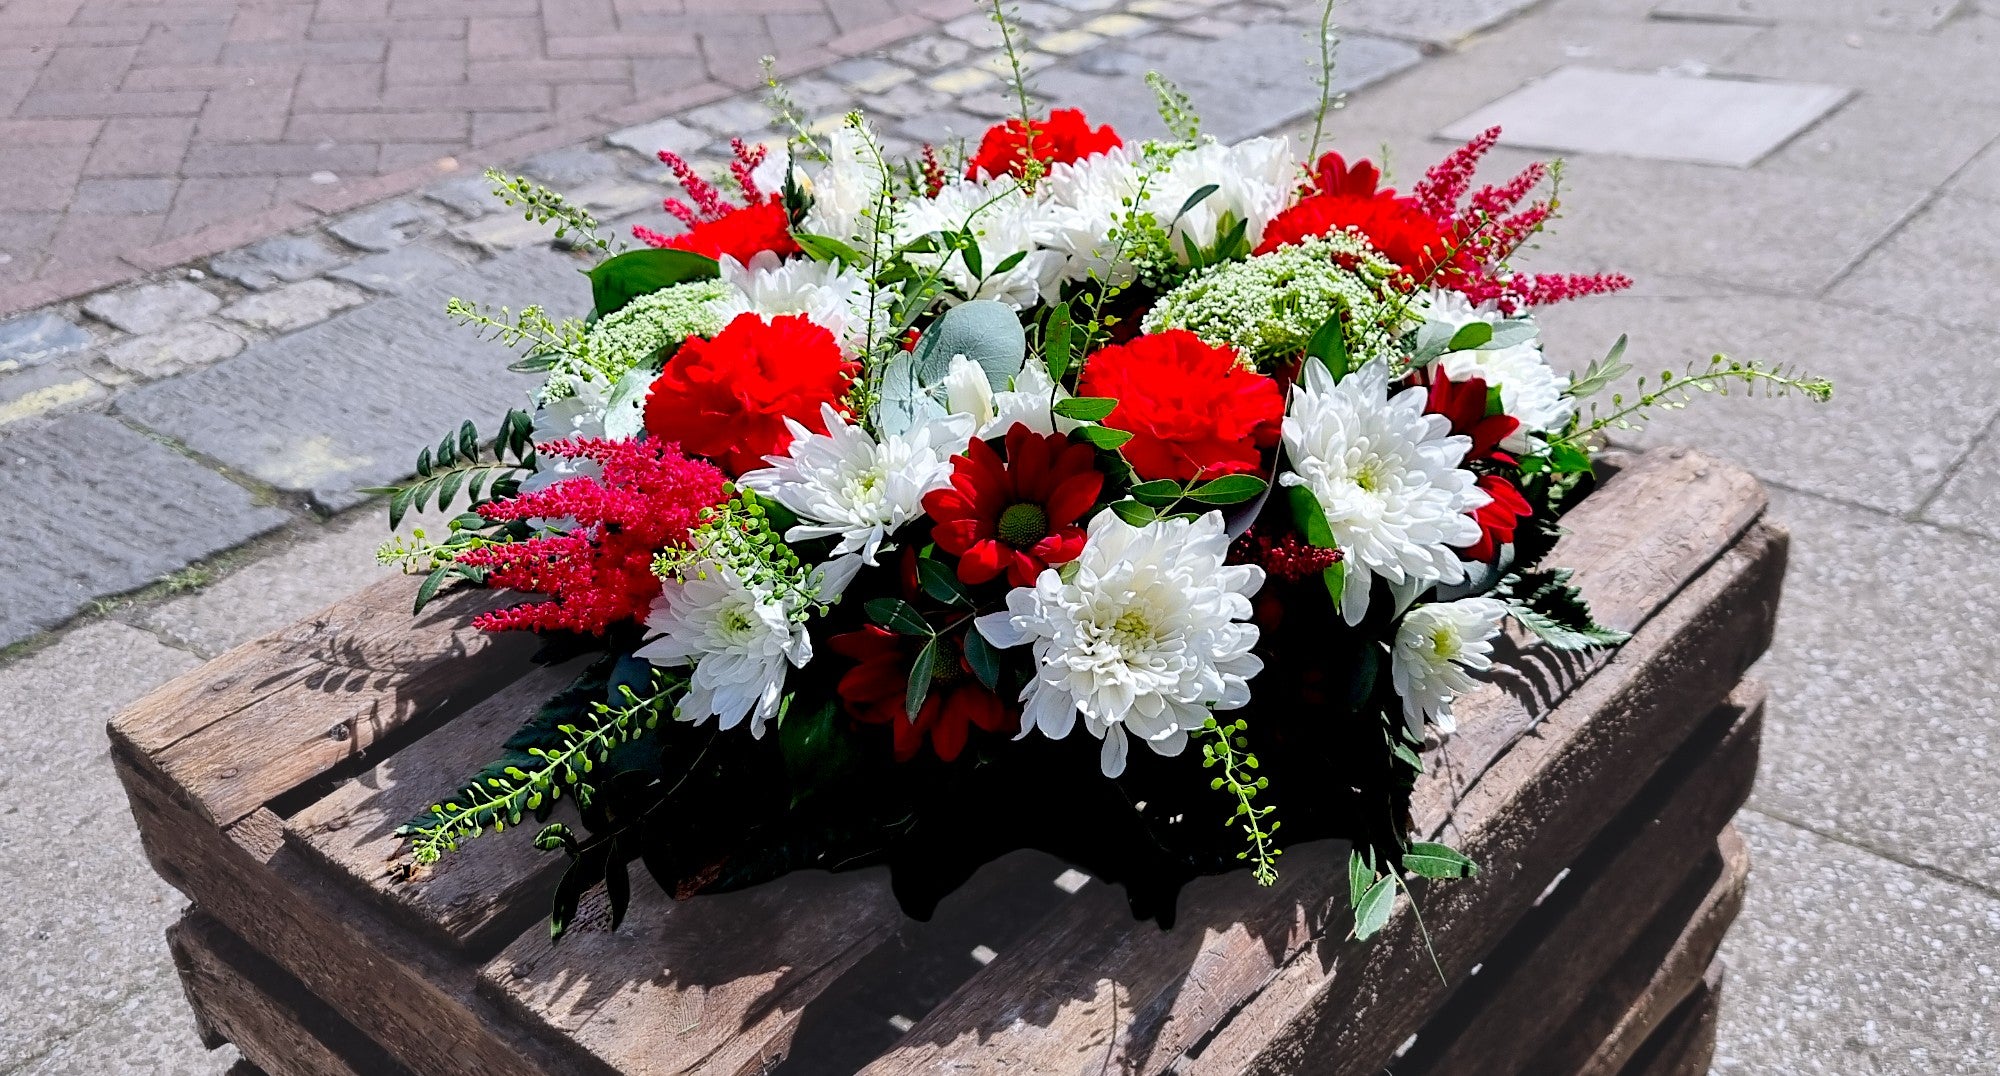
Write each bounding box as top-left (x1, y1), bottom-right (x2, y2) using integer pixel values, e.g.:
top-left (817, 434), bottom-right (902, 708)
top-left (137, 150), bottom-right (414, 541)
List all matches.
top-left (0, 0), bottom-right (954, 315)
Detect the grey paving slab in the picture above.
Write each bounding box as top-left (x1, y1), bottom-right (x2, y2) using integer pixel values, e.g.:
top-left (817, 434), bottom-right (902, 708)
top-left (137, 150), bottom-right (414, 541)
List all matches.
top-left (519, 147), bottom-right (625, 188)
top-left (326, 199), bottom-right (446, 254)
top-left (1715, 811), bottom-right (2000, 1075)
top-left (328, 245), bottom-right (467, 297)
top-left (103, 321), bottom-right (247, 381)
top-left (0, 621), bottom-right (203, 1071)
top-left (1946, 136), bottom-right (2000, 204)
top-left (207, 235), bottom-right (351, 292)
top-left (20, 979), bottom-right (236, 1076)
top-left (0, 415), bottom-right (291, 647)
top-left (423, 173), bottom-right (509, 219)
top-left (605, 116), bottom-right (708, 159)
top-left (1922, 429), bottom-right (2000, 541)
top-left (1738, 490), bottom-right (2000, 890)
top-left (0, 364), bottom-right (110, 429)
top-left (1719, 19), bottom-right (2000, 107)
top-left (220, 279), bottom-right (367, 334)
top-left (453, 213), bottom-right (565, 253)
top-left (114, 246), bottom-right (581, 513)
top-left (1531, 293), bottom-right (2000, 516)
top-left (1439, 66), bottom-right (1849, 167)
top-left (82, 282), bottom-right (221, 337)
top-left (1337, 0), bottom-right (1544, 47)
top-left (1759, 92), bottom-right (2000, 190)
top-left (1655, 0), bottom-right (1962, 32)
top-left (1031, 23), bottom-right (1422, 144)
top-left (0, 312), bottom-right (92, 373)
top-left (1828, 193), bottom-right (2000, 332)
top-left (1514, 155), bottom-right (1926, 294)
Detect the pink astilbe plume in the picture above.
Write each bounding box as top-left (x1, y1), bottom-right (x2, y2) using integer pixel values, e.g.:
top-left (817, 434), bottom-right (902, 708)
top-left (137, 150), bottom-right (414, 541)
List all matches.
top-left (919, 143), bottom-right (948, 198)
top-left (728, 138), bottom-right (770, 205)
top-left (457, 438), bottom-right (727, 636)
top-left (633, 140), bottom-right (800, 259)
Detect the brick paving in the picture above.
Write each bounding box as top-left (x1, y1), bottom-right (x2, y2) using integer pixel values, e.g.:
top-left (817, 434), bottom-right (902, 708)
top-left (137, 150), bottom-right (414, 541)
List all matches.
top-left (0, 0), bottom-right (954, 316)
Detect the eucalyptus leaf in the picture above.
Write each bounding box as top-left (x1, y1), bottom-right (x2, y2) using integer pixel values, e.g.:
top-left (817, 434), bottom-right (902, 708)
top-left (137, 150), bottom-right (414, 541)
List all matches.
top-left (1447, 321), bottom-right (1494, 352)
top-left (910, 298), bottom-right (1027, 391)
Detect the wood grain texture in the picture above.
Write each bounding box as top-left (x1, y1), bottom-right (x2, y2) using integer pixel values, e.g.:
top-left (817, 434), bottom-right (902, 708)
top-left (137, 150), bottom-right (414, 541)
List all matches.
top-left (286, 659), bottom-right (589, 955)
top-left (856, 478), bottom-right (1779, 1076)
top-left (108, 574), bottom-right (535, 827)
top-left (167, 909), bottom-right (416, 1076)
top-left (1617, 962), bottom-right (1725, 1076)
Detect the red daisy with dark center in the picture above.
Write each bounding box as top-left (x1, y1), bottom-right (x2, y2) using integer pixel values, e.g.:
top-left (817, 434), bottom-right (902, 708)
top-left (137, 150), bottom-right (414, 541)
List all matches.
top-left (923, 423), bottom-right (1103, 587)
top-left (830, 626), bottom-right (1015, 762)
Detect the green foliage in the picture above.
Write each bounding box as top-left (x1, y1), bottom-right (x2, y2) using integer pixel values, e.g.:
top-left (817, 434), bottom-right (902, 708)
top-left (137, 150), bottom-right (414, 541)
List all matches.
top-left (1553, 353), bottom-right (1833, 451)
top-left (362, 410), bottom-right (536, 530)
top-left (987, 0), bottom-right (1043, 187)
top-left (1051, 396), bottom-right (1117, 421)
top-left (1304, 0), bottom-right (1340, 162)
top-left (1566, 334), bottom-right (1630, 399)
top-left (1402, 841), bottom-right (1477, 879)
top-left (487, 168), bottom-right (612, 254)
top-left (586, 248), bottom-right (722, 318)
top-left (1146, 71), bottom-right (1202, 143)
top-left (1495, 567), bottom-right (1632, 651)
top-left (398, 663), bottom-right (677, 867)
top-left (1198, 716), bottom-right (1281, 886)
top-left (445, 299), bottom-right (590, 374)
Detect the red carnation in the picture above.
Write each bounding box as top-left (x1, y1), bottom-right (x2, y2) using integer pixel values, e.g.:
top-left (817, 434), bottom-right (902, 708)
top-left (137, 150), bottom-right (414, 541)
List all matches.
top-left (1422, 368), bottom-right (1519, 464)
top-left (966, 108), bottom-right (1123, 180)
top-left (924, 424), bottom-right (1102, 587)
top-left (643, 313), bottom-right (859, 475)
top-left (636, 200), bottom-right (800, 264)
top-left (457, 439), bottom-right (727, 635)
top-left (1465, 474), bottom-right (1532, 562)
top-left (1258, 190), bottom-right (1470, 285)
top-left (1075, 330), bottom-right (1285, 483)
top-left (830, 626), bottom-right (1015, 762)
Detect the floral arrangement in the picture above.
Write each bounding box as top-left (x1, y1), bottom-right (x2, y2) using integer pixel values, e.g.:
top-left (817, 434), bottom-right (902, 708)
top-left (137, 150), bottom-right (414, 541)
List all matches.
top-left (378, 26), bottom-right (1828, 939)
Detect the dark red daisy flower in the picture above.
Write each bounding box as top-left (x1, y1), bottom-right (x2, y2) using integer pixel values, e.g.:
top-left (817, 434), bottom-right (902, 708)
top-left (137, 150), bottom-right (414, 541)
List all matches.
top-left (830, 626), bottom-right (1015, 762)
top-left (922, 424), bottom-right (1103, 587)
top-left (1422, 368), bottom-right (1519, 465)
top-left (1466, 473), bottom-right (1532, 562)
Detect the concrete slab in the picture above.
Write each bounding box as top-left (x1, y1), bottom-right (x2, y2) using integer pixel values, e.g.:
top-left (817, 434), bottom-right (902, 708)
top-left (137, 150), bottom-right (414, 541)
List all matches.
top-left (1652, 0), bottom-right (1960, 31)
top-left (1337, 0), bottom-right (1544, 47)
top-left (114, 246), bottom-right (582, 513)
top-left (1743, 490), bottom-right (2000, 892)
top-left (1759, 93), bottom-right (2000, 190)
top-left (1720, 19), bottom-right (2000, 107)
top-left (0, 415), bottom-right (291, 648)
top-left (1716, 811), bottom-right (2000, 1074)
top-left (1439, 66), bottom-right (1849, 166)
top-left (18, 980), bottom-right (236, 1075)
top-left (1531, 293), bottom-right (2000, 516)
top-left (1828, 193), bottom-right (2000, 332)
top-left (1922, 431), bottom-right (2000, 542)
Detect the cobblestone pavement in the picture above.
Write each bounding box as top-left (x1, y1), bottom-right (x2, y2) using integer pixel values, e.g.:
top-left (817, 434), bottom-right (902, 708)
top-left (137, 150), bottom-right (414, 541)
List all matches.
top-left (3, 0), bottom-right (1999, 1071)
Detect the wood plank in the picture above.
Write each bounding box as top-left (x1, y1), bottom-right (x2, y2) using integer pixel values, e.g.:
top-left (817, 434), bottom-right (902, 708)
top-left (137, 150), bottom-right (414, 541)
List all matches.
top-left (109, 574), bottom-right (536, 827)
top-left (285, 659), bottom-right (589, 955)
top-left (1544, 827), bottom-right (1749, 1076)
top-left (862, 512), bottom-right (1783, 1076)
top-left (1191, 529), bottom-right (1781, 1076)
top-left (111, 743), bottom-right (606, 1076)
top-left (167, 908), bottom-right (417, 1076)
top-left (1617, 962), bottom-right (1725, 1076)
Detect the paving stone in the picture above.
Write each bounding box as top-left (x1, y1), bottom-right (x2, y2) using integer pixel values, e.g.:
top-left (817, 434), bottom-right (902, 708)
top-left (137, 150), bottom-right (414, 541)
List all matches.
top-left (19, 979), bottom-right (237, 1075)
top-left (605, 115), bottom-right (708, 158)
top-left (682, 96), bottom-right (780, 136)
top-left (824, 57), bottom-right (916, 94)
top-left (1715, 812), bottom-right (2000, 1074)
top-left (0, 364), bottom-right (110, 429)
top-left (1439, 66), bottom-right (1849, 167)
top-left (890, 36), bottom-right (973, 71)
top-left (220, 279), bottom-right (366, 334)
top-left (896, 109), bottom-right (995, 147)
top-left (1532, 293), bottom-right (2000, 516)
top-left (1719, 19), bottom-right (2000, 107)
top-left (423, 173), bottom-right (508, 218)
top-left (1737, 491), bottom-right (2000, 891)
top-left (0, 415), bottom-right (290, 647)
top-left (1922, 432), bottom-right (2000, 541)
top-left (328, 244), bottom-right (467, 296)
top-left (0, 621), bottom-right (206, 1071)
top-left (207, 234), bottom-right (348, 291)
top-left (1329, 0), bottom-right (1543, 45)
top-left (519, 146), bottom-right (623, 188)
top-left (103, 321), bottom-right (246, 381)
top-left (0, 312), bottom-right (92, 373)
top-left (941, 12), bottom-right (1008, 47)
top-left (1761, 93), bottom-right (2000, 190)
top-left (82, 282), bottom-right (221, 336)
top-left (570, 179), bottom-right (661, 219)
top-left (326, 199), bottom-right (446, 253)
top-left (864, 80), bottom-right (953, 119)
top-left (1652, 0), bottom-right (1960, 31)
top-left (452, 212), bottom-right (561, 252)
top-left (114, 247), bottom-right (581, 512)
top-left (1031, 25), bottom-right (1421, 143)
top-left (1829, 193), bottom-right (2000, 332)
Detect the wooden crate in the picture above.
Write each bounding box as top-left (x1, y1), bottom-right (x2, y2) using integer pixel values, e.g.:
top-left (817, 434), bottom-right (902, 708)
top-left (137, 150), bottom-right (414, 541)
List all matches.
top-left (108, 447), bottom-right (1785, 1076)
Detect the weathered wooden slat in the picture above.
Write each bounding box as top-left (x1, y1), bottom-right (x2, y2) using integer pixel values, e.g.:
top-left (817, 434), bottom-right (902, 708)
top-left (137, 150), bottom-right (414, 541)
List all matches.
top-left (1552, 827), bottom-right (1748, 1076)
top-left (1193, 530), bottom-right (1781, 1076)
top-left (285, 659), bottom-right (589, 954)
top-left (167, 908), bottom-right (416, 1076)
top-left (856, 485), bottom-right (1779, 1075)
top-left (1617, 962), bottom-right (1725, 1076)
top-left (111, 744), bottom-right (606, 1076)
top-left (109, 574), bottom-right (535, 827)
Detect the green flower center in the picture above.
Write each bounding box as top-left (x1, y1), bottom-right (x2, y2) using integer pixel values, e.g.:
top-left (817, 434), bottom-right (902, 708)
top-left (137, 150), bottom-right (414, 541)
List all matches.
top-left (996, 502), bottom-right (1050, 548)
top-left (929, 639), bottom-right (964, 685)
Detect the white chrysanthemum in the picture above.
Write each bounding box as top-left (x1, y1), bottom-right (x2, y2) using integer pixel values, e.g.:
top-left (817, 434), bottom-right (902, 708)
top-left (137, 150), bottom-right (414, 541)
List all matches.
top-left (636, 560), bottom-right (810, 738)
top-left (738, 403), bottom-right (968, 566)
top-left (1143, 137), bottom-right (1293, 262)
top-left (1414, 290), bottom-right (1573, 439)
top-left (1281, 360), bottom-right (1488, 626)
top-left (976, 511), bottom-right (1265, 778)
top-left (1391, 597), bottom-right (1507, 736)
top-left (714, 251), bottom-right (881, 354)
top-left (1039, 144), bottom-right (1144, 286)
top-left (938, 355), bottom-right (1080, 440)
top-left (895, 178), bottom-right (1063, 309)
top-left (800, 125), bottom-right (885, 245)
